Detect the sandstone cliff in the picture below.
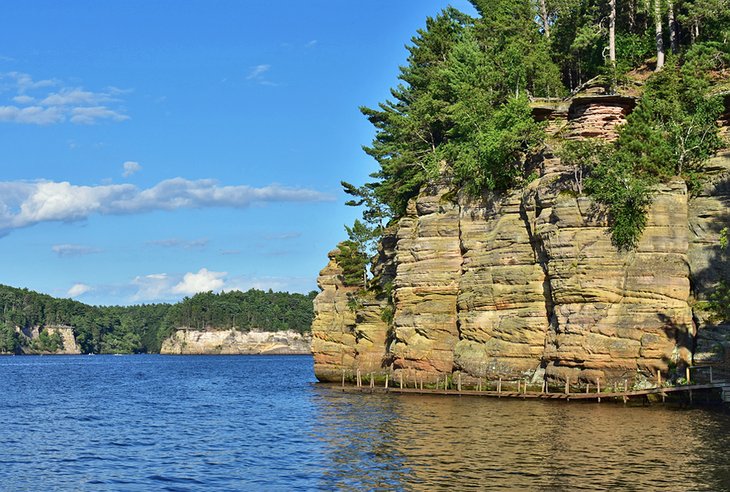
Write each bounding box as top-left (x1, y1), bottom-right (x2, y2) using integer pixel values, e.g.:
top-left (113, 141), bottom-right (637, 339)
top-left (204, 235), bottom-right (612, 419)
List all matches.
top-left (160, 329), bottom-right (312, 355)
top-left (16, 325), bottom-right (81, 355)
top-left (312, 95), bottom-right (730, 387)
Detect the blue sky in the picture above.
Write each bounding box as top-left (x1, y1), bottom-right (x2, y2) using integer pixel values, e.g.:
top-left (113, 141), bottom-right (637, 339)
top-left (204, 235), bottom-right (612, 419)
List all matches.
top-left (0, 1), bottom-right (476, 305)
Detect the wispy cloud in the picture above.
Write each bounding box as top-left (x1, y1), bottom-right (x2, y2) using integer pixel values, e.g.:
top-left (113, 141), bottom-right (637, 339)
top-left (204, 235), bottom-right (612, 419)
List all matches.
top-left (246, 64), bottom-right (279, 86)
top-left (122, 161), bottom-right (142, 177)
top-left (66, 283), bottom-right (91, 298)
top-left (0, 72), bottom-right (129, 125)
top-left (52, 243), bottom-right (102, 257)
top-left (246, 64), bottom-right (270, 80)
top-left (305, 40), bottom-right (318, 48)
top-left (147, 238), bottom-right (209, 250)
top-left (0, 177), bottom-right (333, 235)
top-left (263, 232), bottom-right (302, 240)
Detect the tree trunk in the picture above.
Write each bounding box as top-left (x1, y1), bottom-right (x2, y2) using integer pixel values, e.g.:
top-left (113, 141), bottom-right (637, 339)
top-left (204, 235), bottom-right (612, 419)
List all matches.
top-left (654, 0), bottom-right (665, 71)
top-left (539, 0), bottom-right (551, 38)
top-left (609, 0), bottom-right (616, 63)
top-left (667, 0), bottom-right (678, 53)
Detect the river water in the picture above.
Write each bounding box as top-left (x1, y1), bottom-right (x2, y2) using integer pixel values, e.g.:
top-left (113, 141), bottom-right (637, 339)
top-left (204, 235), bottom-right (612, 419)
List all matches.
top-left (1, 355), bottom-right (729, 491)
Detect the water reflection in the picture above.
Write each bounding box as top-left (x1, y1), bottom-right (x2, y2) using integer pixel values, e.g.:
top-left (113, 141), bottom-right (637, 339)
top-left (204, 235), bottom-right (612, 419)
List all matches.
top-left (312, 388), bottom-right (730, 491)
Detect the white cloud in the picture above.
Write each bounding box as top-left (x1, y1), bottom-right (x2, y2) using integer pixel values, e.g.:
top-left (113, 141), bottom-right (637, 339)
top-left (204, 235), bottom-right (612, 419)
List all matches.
top-left (122, 161), bottom-right (142, 177)
top-left (172, 268), bottom-right (227, 295)
top-left (52, 243), bottom-right (102, 257)
top-left (66, 283), bottom-right (91, 298)
top-left (12, 95), bottom-right (34, 104)
top-left (41, 88), bottom-right (112, 106)
top-left (0, 177), bottom-right (332, 234)
top-left (70, 106), bottom-right (128, 124)
top-left (305, 40), bottom-right (318, 48)
top-left (0, 105), bottom-right (64, 125)
top-left (0, 72), bottom-right (129, 125)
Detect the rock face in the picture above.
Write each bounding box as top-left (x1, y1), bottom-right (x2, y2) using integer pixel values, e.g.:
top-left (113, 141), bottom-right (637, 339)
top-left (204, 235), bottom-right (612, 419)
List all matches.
top-left (15, 325), bottom-right (81, 355)
top-left (160, 329), bottom-right (311, 355)
top-left (312, 97), bottom-right (730, 387)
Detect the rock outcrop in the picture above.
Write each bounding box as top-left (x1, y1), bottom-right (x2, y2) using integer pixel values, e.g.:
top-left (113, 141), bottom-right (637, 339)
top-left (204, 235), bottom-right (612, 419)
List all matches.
top-left (161, 329), bottom-right (311, 355)
top-left (312, 96), bottom-right (730, 387)
top-left (16, 325), bottom-right (81, 355)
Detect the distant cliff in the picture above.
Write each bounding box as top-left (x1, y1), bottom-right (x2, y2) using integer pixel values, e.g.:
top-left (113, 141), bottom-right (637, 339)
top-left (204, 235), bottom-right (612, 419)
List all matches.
top-left (161, 329), bottom-right (312, 355)
top-left (312, 93), bottom-right (730, 387)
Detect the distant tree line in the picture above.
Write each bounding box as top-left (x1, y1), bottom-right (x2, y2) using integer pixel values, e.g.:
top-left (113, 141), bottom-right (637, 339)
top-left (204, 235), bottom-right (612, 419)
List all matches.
top-left (0, 284), bottom-right (316, 355)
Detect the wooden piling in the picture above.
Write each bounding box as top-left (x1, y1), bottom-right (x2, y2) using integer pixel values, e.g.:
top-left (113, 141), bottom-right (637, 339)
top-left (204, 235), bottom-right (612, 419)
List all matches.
top-left (597, 378), bottom-right (601, 403)
top-left (565, 377), bottom-right (569, 395)
top-left (342, 369), bottom-right (345, 388)
top-left (458, 373), bottom-right (462, 392)
top-left (586, 383), bottom-right (590, 394)
top-left (385, 374), bottom-right (389, 389)
top-left (356, 369), bottom-right (361, 388)
top-left (498, 377), bottom-right (502, 395)
top-left (478, 377), bottom-right (482, 392)
top-left (370, 373), bottom-right (374, 388)
top-left (686, 366), bottom-right (691, 384)
top-left (399, 372), bottom-right (403, 389)
top-left (517, 380), bottom-right (521, 393)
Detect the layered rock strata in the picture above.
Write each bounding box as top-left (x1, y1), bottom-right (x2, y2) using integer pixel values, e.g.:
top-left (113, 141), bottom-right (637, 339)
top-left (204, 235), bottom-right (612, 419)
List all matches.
top-left (313, 98), bottom-right (730, 387)
top-left (161, 329), bottom-right (311, 355)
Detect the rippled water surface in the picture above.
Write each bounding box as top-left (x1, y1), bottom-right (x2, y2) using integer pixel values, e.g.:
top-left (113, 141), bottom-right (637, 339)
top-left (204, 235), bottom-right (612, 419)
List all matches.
top-left (2, 355), bottom-right (730, 491)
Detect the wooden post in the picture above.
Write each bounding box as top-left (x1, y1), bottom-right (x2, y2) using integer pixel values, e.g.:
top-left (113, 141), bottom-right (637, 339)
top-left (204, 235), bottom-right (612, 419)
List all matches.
top-left (657, 371), bottom-right (662, 387)
top-left (517, 380), bottom-right (521, 393)
top-left (686, 366), bottom-right (691, 385)
top-left (565, 377), bottom-right (570, 395)
top-left (597, 378), bottom-right (601, 403)
top-left (624, 379), bottom-right (628, 392)
top-left (524, 379), bottom-right (527, 394)
top-left (370, 373), bottom-right (374, 388)
top-left (399, 372), bottom-right (403, 389)
top-left (357, 369), bottom-right (361, 388)
top-left (385, 374), bottom-right (389, 389)
top-left (478, 377), bottom-right (482, 392)
top-left (498, 378), bottom-right (502, 395)
top-left (458, 373), bottom-right (462, 392)
top-left (342, 369), bottom-right (345, 388)
top-left (420, 377), bottom-right (423, 391)
top-left (586, 383), bottom-right (590, 394)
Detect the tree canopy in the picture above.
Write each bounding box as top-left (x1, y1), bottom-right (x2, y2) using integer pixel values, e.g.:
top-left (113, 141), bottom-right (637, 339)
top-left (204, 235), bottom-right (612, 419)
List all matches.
top-left (342, 0), bottom-right (729, 260)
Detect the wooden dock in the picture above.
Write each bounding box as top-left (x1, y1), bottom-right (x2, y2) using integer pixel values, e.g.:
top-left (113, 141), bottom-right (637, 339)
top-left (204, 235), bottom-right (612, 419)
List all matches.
top-left (338, 383), bottom-right (730, 404)
top-left (335, 367), bottom-right (730, 405)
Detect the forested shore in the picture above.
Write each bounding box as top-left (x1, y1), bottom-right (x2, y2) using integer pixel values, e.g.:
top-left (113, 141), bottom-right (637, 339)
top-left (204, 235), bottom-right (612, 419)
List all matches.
top-left (0, 284), bottom-right (315, 355)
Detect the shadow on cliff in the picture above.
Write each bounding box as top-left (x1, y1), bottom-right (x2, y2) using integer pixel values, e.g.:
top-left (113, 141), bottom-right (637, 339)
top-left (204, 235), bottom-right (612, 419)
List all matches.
top-left (690, 174), bottom-right (730, 298)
